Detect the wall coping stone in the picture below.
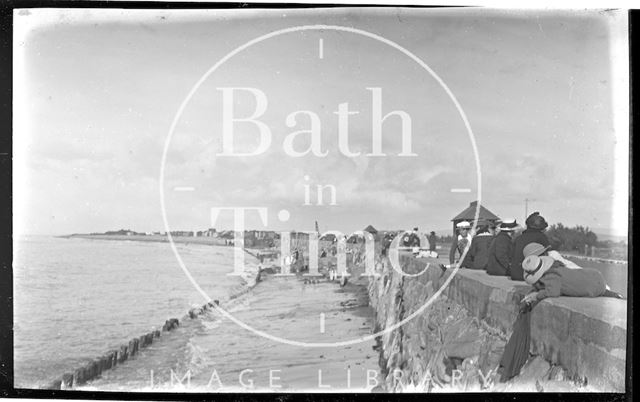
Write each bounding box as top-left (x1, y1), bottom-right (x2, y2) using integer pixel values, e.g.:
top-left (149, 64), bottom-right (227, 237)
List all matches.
top-left (384, 254), bottom-right (627, 391)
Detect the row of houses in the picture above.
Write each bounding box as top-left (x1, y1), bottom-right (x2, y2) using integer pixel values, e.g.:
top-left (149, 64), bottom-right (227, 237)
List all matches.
top-left (127, 201), bottom-right (498, 241)
top-left (118, 229), bottom-right (285, 239)
top-left (162, 229), bottom-right (279, 239)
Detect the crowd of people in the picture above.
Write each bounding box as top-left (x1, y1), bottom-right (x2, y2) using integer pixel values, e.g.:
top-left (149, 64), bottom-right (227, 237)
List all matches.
top-left (380, 227), bottom-right (439, 257)
top-left (435, 211), bottom-right (625, 382)
top-left (441, 211), bottom-right (623, 302)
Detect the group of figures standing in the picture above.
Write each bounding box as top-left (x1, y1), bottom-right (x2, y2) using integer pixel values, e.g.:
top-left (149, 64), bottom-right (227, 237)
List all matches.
top-left (446, 212), bottom-right (623, 303)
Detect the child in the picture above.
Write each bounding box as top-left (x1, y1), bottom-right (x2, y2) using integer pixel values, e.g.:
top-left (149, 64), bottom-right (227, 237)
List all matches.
top-left (521, 255), bottom-right (623, 304)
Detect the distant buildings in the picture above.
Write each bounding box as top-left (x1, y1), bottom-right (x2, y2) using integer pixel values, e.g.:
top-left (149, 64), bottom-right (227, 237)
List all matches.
top-left (362, 225), bottom-right (376, 234)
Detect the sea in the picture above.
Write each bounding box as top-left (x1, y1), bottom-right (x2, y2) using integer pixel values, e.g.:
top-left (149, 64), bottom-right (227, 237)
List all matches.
top-left (12, 235), bottom-right (258, 389)
top-left (13, 235), bottom-right (378, 391)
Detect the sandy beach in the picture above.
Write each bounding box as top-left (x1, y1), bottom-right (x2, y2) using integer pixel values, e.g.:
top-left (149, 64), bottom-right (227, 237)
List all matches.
top-left (75, 271), bottom-right (380, 392)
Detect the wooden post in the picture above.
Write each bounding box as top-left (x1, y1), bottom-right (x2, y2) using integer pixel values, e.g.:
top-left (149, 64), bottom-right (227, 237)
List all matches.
top-left (118, 345), bottom-right (128, 363)
top-left (128, 339), bottom-right (138, 357)
top-left (90, 360), bottom-right (100, 379)
top-left (47, 379), bottom-right (62, 390)
top-left (109, 350), bottom-right (119, 368)
top-left (61, 373), bottom-right (73, 389)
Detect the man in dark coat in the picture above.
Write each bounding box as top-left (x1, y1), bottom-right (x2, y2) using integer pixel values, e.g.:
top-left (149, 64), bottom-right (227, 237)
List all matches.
top-left (486, 219), bottom-right (518, 276)
top-left (510, 212), bottom-right (550, 281)
top-left (381, 232), bottom-right (395, 256)
top-left (428, 231), bottom-right (437, 252)
top-left (468, 223), bottom-right (493, 270)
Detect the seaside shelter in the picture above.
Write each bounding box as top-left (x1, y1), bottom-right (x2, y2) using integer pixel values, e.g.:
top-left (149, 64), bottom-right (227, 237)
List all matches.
top-left (363, 225), bottom-right (378, 235)
top-left (451, 201), bottom-right (501, 235)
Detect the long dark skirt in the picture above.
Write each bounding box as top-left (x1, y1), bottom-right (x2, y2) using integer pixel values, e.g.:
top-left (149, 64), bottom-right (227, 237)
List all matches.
top-left (499, 302), bottom-right (534, 382)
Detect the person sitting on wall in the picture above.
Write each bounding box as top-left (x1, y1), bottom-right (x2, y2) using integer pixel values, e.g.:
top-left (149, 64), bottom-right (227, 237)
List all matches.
top-left (486, 219), bottom-right (519, 276)
top-left (449, 221), bottom-right (474, 268)
top-left (522, 242), bottom-right (582, 269)
top-left (520, 255), bottom-right (624, 304)
top-left (511, 212), bottom-right (550, 281)
top-left (467, 221), bottom-right (494, 270)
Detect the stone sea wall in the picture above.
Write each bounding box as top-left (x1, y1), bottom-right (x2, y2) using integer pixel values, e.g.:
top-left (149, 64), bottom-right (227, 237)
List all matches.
top-left (367, 252), bottom-right (627, 392)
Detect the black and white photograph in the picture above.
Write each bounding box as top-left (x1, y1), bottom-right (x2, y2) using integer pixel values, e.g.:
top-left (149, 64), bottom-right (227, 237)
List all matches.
top-left (6, 2), bottom-right (631, 395)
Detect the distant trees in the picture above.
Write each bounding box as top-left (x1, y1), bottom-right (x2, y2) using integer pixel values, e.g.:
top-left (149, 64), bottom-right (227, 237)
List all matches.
top-left (546, 223), bottom-right (599, 252)
top-left (104, 229), bottom-right (138, 235)
top-left (440, 234), bottom-right (455, 244)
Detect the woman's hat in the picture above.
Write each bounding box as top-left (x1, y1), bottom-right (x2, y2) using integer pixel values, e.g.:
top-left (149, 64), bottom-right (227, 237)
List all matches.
top-left (498, 219), bottom-right (518, 232)
top-left (523, 242), bottom-right (551, 257)
top-left (525, 212), bottom-right (548, 230)
top-left (522, 255), bottom-right (555, 284)
top-left (456, 221), bottom-right (471, 229)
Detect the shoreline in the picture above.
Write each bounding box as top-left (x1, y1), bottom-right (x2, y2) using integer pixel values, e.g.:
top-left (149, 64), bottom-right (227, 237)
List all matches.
top-left (42, 249), bottom-right (265, 390)
top-left (71, 270), bottom-right (378, 392)
top-left (42, 238), bottom-right (378, 392)
top-left (60, 234), bottom-right (230, 247)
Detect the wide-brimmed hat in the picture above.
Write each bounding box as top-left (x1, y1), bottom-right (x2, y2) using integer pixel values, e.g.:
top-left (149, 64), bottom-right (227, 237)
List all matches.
top-left (498, 219), bottom-right (518, 232)
top-left (525, 212), bottom-right (548, 230)
top-left (522, 255), bottom-right (554, 284)
top-left (523, 242), bottom-right (551, 257)
top-left (456, 221), bottom-right (471, 229)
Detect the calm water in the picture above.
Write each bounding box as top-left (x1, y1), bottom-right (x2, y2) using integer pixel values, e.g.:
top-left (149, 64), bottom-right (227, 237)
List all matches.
top-left (13, 236), bottom-right (256, 388)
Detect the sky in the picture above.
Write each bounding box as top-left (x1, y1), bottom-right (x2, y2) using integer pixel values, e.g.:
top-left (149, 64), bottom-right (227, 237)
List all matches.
top-left (13, 7), bottom-right (629, 237)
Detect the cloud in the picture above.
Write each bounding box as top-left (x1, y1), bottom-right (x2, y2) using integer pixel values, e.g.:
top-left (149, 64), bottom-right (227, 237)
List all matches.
top-left (14, 9), bottom-right (626, 235)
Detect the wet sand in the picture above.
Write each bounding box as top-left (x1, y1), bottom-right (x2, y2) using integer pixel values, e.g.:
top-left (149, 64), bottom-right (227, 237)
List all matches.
top-left (76, 273), bottom-right (380, 392)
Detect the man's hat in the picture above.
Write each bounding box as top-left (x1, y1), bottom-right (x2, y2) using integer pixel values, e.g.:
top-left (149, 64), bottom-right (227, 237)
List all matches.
top-left (525, 212), bottom-right (548, 230)
top-left (523, 242), bottom-right (551, 257)
top-left (498, 219), bottom-right (518, 232)
top-left (456, 221), bottom-right (471, 229)
top-left (413, 227), bottom-right (419, 231)
top-left (522, 255), bottom-right (555, 285)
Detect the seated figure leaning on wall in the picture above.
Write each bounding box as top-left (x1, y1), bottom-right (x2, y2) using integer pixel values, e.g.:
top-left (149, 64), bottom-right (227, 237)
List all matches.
top-left (520, 255), bottom-right (624, 304)
top-left (522, 242), bottom-right (582, 269)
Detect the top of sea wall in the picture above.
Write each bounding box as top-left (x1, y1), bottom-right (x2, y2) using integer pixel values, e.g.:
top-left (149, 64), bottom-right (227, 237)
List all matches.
top-left (369, 253), bottom-right (627, 391)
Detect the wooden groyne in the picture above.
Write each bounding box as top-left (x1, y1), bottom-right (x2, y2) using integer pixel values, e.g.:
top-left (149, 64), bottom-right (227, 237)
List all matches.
top-left (44, 249), bottom-right (266, 390)
top-left (44, 303), bottom-right (219, 390)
